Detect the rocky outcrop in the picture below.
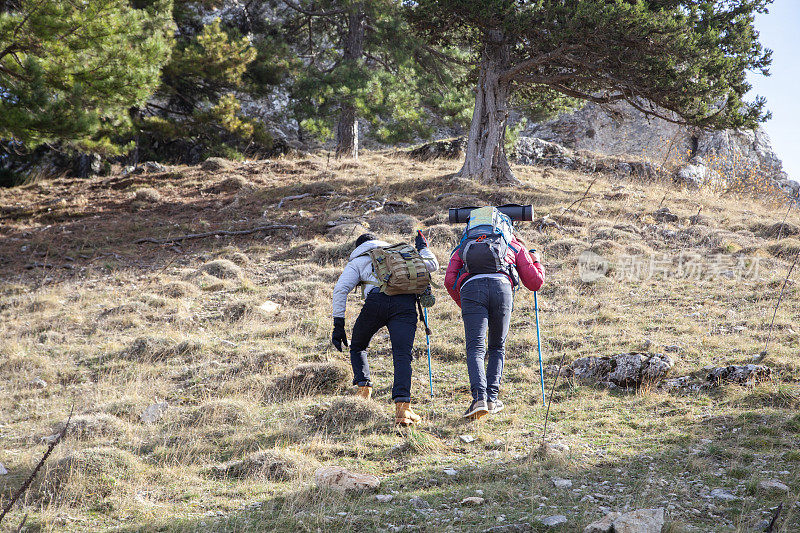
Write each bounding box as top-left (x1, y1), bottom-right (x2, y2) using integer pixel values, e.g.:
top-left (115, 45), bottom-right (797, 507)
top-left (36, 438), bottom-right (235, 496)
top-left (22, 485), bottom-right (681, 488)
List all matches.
top-left (513, 137), bottom-right (661, 180)
top-left (522, 102), bottom-right (796, 195)
top-left (569, 353), bottom-right (674, 388)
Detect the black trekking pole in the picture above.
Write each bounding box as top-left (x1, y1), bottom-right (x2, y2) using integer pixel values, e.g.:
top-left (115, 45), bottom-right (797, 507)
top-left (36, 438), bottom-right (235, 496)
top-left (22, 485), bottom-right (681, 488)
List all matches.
top-left (423, 307), bottom-right (433, 397)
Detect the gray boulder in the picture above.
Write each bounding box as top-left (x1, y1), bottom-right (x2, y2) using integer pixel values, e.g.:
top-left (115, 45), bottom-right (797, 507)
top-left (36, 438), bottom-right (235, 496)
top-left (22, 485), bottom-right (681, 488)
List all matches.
top-left (674, 156), bottom-right (724, 189)
top-left (571, 353), bottom-right (674, 388)
top-left (407, 138), bottom-right (466, 161)
top-left (584, 508), bottom-right (664, 533)
top-left (706, 364), bottom-right (772, 385)
top-left (514, 137), bottom-right (577, 168)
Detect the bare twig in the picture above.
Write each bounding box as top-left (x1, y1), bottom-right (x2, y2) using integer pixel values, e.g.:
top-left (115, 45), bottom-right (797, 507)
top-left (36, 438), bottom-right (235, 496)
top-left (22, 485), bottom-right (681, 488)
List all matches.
top-left (775, 201), bottom-right (794, 242)
top-left (765, 502), bottom-right (782, 532)
top-left (542, 350), bottom-right (568, 443)
top-left (0, 407), bottom-right (73, 525)
top-left (563, 177), bottom-right (598, 214)
top-left (277, 193), bottom-right (311, 208)
top-left (362, 197), bottom-right (387, 216)
top-left (758, 244), bottom-right (800, 361)
top-left (135, 225), bottom-right (297, 245)
top-left (15, 514), bottom-right (27, 533)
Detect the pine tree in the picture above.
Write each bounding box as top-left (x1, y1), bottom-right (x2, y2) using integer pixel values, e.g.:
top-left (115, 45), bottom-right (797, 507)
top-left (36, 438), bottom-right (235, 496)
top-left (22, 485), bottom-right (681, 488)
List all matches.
top-left (0, 0), bottom-right (173, 151)
top-left (138, 4), bottom-right (289, 162)
top-left (285, 0), bottom-right (471, 159)
top-left (408, 0), bottom-right (773, 183)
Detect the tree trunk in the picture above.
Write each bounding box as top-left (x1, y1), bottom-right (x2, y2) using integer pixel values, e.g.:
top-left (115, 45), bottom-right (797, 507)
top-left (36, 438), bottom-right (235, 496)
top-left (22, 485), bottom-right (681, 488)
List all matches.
top-left (458, 30), bottom-right (516, 183)
top-left (335, 7), bottom-right (365, 159)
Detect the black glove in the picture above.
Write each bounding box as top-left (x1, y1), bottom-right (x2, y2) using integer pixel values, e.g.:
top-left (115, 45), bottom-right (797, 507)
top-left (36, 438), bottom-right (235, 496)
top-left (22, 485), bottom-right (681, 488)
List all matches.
top-left (332, 317), bottom-right (348, 352)
top-left (415, 230), bottom-right (429, 251)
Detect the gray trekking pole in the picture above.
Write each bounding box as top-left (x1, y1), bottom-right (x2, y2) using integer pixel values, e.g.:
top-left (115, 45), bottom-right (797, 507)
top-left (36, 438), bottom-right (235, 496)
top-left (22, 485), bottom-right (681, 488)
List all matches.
top-left (534, 290), bottom-right (545, 405)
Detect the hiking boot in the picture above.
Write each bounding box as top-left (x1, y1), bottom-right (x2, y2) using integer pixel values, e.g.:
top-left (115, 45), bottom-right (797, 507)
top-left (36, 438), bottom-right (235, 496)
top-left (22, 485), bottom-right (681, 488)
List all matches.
top-left (355, 385), bottom-right (373, 400)
top-left (487, 399), bottom-right (504, 414)
top-left (395, 402), bottom-right (421, 426)
top-left (463, 399), bottom-right (489, 420)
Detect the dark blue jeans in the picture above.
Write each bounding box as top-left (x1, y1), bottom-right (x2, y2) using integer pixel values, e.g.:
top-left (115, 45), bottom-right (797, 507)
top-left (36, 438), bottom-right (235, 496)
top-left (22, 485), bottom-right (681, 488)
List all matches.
top-left (460, 278), bottom-right (513, 402)
top-left (350, 291), bottom-right (417, 402)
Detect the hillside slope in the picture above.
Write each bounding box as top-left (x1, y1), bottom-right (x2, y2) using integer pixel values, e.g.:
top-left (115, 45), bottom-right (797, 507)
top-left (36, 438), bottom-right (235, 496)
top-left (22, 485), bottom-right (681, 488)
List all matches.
top-left (0, 154), bottom-right (798, 532)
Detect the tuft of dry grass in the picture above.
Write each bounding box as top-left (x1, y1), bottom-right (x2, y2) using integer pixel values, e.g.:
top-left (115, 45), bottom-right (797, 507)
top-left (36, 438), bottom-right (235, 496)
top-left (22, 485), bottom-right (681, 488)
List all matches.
top-left (198, 259), bottom-right (243, 279)
top-left (209, 449), bottom-right (319, 481)
top-left (317, 397), bottom-right (386, 432)
top-left (271, 362), bottom-right (350, 398)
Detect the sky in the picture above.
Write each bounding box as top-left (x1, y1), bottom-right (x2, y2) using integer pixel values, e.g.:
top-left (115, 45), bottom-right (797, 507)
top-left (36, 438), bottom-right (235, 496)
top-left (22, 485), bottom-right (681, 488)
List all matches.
top-left (747, 0), bottom-right (800, 180)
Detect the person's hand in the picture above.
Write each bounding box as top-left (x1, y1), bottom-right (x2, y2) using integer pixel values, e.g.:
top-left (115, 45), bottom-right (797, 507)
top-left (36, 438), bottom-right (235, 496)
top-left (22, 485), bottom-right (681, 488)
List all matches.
top-left (529, 249), bottom-right (540, 263)
top-left (415, 230), bottom-right (429, 251)
top-left (332, 317), bottom-right (348, 352)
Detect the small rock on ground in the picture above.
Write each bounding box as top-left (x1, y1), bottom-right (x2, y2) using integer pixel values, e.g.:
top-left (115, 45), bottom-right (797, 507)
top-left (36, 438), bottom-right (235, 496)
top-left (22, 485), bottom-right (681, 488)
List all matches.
top-left (0, 462), bottom-right (7, 475)
top-left (759, 480), bottom-right (790, 493)
top-left (459, 434), bottom-right (475, 443)
top-left (482, 524), bottom-right (532, 533)
top-left (709, 488), bottom-right (739, 501)
top-left (552, 477), bottom-right (573, 489)
top-left (314, 466), bottom-right (379, 492)
top-left (140, 402), bottom-right (168, 424)
top-left (584, 508), bottom-right (664, 533)
top-left (375, 494), bottom-right (393, 502)
top-left (443, 468), bottom-right (458, 476)
top-left (460, 496), bottom-right (485, 506)
top-left (540, 515), bottom-right (567, 527)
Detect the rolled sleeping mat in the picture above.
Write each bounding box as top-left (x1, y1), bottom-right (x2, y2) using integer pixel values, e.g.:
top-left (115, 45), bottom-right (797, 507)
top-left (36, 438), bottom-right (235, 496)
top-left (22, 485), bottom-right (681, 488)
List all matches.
top-left (448, 204), bottom-right (534, 223)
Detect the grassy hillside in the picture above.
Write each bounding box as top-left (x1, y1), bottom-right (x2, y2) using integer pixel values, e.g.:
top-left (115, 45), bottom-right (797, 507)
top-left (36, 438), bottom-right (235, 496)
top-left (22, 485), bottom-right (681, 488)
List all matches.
top-left (0, 153), bottom-right (798, 532)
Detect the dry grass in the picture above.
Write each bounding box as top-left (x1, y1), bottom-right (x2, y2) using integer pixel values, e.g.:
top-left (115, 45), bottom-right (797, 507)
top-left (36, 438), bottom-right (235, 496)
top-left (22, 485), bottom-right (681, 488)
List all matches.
top-left (0, 152), bottom-right (798, 532)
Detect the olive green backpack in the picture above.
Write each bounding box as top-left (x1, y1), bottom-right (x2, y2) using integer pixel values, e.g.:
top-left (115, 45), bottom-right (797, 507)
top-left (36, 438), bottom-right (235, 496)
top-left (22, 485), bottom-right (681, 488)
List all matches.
top-left (361, 243), bottom-right (431, 296)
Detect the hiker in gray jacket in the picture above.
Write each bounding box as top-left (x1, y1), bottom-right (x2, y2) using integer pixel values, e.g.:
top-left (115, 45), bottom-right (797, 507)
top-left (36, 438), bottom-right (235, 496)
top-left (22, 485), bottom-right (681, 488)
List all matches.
top-left (331, 232), bottom-right (438, 426)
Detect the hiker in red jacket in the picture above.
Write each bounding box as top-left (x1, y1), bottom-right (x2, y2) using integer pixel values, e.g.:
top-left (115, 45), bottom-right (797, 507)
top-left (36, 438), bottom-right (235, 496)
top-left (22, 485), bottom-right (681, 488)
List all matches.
top-left (444, 213), bottom-right (544, 420)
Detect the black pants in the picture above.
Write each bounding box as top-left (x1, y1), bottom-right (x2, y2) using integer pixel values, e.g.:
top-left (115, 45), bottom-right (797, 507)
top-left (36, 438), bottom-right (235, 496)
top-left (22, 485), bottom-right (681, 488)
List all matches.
top-left (350, 291), bottom-right (417, 402)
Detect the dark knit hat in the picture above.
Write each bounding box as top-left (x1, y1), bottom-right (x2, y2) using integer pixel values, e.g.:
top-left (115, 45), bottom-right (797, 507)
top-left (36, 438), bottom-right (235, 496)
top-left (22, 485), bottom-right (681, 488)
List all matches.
top-left (355, 233), bottom-right (378, 248)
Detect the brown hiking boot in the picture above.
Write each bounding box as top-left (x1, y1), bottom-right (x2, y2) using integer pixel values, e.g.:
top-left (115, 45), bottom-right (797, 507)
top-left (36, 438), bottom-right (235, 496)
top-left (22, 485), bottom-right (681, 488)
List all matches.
top-left (395, 402), bottom-right (421, 426)
top-left (355, 385), bottom-right (373, 400)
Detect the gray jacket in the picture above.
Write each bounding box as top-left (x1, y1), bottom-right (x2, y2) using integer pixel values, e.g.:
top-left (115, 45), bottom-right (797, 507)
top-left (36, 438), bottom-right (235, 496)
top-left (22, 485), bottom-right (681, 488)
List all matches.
top-left (331, 239), bottom-right (439, 318)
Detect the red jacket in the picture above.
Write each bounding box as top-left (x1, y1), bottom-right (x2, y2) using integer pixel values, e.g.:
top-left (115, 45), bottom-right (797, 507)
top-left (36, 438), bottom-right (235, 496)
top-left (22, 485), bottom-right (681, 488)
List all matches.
top-left (444, 236), bottom-right (545, 307)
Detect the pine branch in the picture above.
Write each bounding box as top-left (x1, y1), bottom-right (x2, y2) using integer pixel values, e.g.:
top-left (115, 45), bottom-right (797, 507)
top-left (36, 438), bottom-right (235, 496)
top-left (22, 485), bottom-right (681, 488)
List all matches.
top-left (280, 0), bottom-right (346, 18)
